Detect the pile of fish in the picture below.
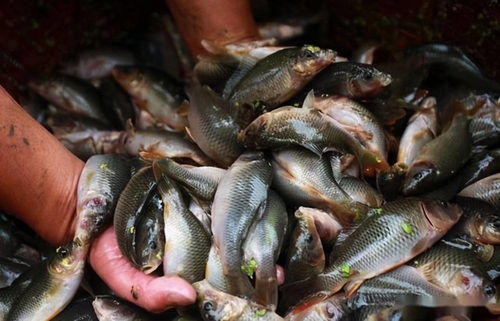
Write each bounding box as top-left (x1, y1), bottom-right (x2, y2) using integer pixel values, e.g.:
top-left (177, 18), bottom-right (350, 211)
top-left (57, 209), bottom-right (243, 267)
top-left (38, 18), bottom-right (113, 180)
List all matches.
top-left (2, 25), bottom-right (500, 321)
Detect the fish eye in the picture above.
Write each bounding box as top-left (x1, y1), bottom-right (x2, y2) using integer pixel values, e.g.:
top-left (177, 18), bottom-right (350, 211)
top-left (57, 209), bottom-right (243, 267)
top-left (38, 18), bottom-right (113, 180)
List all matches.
top-left (203, 301), bottom-right (214, 311)
top-left (484, 284), bottom-right (496, 296)
top-left (56, 246), bottom-right (69, 258)
top-left (364, 73), bottom-right (374, 80)
top-left (150, 241), bottom-right (157, 249)
top-left (303, 50), bottom-right (316, 59)
top-left (306, 234), bottom-right (314, 244)
top-left (439, 201), bottom-right (449, 208)
top-left (414, 172), bottom-right (423, 180)
top-left (325, 302), bottom-right (336, 318)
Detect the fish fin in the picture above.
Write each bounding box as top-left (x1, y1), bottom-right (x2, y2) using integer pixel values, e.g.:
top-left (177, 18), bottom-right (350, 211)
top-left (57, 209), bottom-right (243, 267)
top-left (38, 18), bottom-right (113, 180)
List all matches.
top-left (304, 143), bottom-right (324, 156)
top-left (301, 90), bottom-right (315, 109)
top-left (344, 278), bottom-right (364, 297)
top-left (417, 262), bottom-right (441, 286)
top-left (184, 126), bottom-right (196, 142)
top-left (222, 55), bottom-right (259, 99)
top-left (139, 142), bottom-right (162, 160)
top-left (177, 99), bottom-right (190, 116)
top-left (125, 119), bottom-right (135, 134)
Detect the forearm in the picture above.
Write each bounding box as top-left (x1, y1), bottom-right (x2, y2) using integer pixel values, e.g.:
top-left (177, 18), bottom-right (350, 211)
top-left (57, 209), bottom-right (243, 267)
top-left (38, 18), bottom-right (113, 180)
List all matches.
top-left (0, 86), bottom-right (82, 245)
top-left (166, 0), bottom-right (259, 56)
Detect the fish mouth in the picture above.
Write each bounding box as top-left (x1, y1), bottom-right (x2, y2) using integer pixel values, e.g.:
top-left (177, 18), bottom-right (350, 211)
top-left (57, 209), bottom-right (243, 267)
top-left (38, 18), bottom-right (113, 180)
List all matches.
top-left (420, 200), bottom-right (461, 231)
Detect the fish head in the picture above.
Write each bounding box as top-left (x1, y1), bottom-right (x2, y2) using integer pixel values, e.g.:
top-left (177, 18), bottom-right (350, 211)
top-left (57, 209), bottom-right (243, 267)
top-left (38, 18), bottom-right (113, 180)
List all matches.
top-left (111, 66), bottom-right (146, 94)
top-left (49, 241), bottom-right (86, 277)
top-left (239, 114), bottom-right (273, 148)
top-left (473, 215), bottom-right (500, 245)
top-left (285, 294), bottom-right (346, 321)
top-left (403, 161), bottom-right (437, 195)
top-left (358, 150), bottom-right (390, 177)
top-left (351, 67), bottom-right (392, 97)
top-left (292, 46), bottom-right (336, 78)
top-left (194, 281), bottom-right (247, 321)
top-left (420, 199), bottom-right (462, 232)
top-left (448, 268), bottom-right (497, 306)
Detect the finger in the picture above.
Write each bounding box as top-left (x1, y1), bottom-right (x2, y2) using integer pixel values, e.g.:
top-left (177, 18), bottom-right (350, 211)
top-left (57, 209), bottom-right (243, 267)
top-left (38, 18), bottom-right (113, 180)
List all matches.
top-left (89, 226), bottom-right (196, 313)
top-left (277, 265), bottom-right (285, 285)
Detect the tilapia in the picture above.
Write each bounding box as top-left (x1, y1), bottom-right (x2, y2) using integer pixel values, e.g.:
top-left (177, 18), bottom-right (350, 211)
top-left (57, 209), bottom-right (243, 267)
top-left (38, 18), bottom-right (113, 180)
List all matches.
top-left (7, 241), bottom-right (88, 321)
top-left (156, 173), bottom-right (211, 283)
top-left (241, 105), bottom-right (389, 176)
top-left (92, 296), bottom-right (153, 321)
top-left (75, 155), bottom-right (130, 244)
top-left (242, 190), bottom-right (288, 309)
top-left (114, 166), bottom-right (157, 268)
top-left (403, 115), bottom-right (472, 195)
top-left (194, 280), bottom-right (284, 321)
top-left (281, 198), bottom-right (461, 310)
top-left (28, 74), bottom-right (107, 122)
top-left (211, 152), bottom-right (272, 297)
top-left (459, 173), bottom-right (500, 209)
top-left (186, 85), bottom-right (242, 167)
top-left (226, 45), bottom-right (335, 108)
top-left (45, 112), bottom-right (109, 136)
top-left (99, 77), bottom-right (135, 130)
top-left (112, 66), bottom-right (187, 132)
top-left (0, 268), bottom-right (37, 320)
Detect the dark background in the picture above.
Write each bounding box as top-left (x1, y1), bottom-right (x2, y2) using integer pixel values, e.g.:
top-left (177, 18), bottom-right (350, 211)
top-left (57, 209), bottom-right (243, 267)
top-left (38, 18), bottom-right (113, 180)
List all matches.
top-left (0, 0), bottom-right (498, 97)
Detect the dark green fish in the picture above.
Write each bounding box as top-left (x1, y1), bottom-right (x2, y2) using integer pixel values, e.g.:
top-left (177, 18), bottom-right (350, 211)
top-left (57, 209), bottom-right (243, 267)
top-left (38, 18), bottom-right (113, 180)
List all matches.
top-left (114, 167), bottom-right (157, 268)
top-left (302, 62), bottom-right (391, 98)
top-left (0, 268), bottom-right (37, 320)
top-left (99, 77), bottom-right (135, 130)
top-left (470, 117), bottom-right (500, 148)
top-left (0, 257), bottom-right (30, 288)
top-left (403, 115), bottom-right (472, 195)
top-left (211, 152), bottom-right (272, 297)
top-left (28, 74), bottom-right (108, 122)
top-left (186, 85), bottom-right (243, 167)
top-left (45, 112), bottom-right (109, 136)
top-left (156, 173), bottom-right (210, 283)
top-left (241, 105), bottom-right (389, 176)
top-left (227, 45), bottom-right (335, 108)
top-left (7, 241), bottom-right (88, 321)
top-left (134, 193), bottom-right (164, 274)
top-left (459, 173), bottom-right (500, 209)
top-left (281, 199), bottom-right (461, 310)
top-left (112, 66), bottom-right (187, 132)
top-left (242, 190), bottom-right (288, 310)
top-left (75, 155), bottom-right (131, 244)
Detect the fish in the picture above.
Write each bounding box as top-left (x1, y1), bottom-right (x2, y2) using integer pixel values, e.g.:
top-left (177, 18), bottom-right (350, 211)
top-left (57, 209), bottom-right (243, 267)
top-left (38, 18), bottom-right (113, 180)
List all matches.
top-left (409, 242), bottom-right (497, 306)
top-left (45, 112), bottom-right (109, 136)
top-left (153, 158), bottom-right (225, 203)
top-left (226, 45), bottom-right (336, 108)
top-left (284, 293), bottom-right (347, 321)
top-left (122, 124), bottom-right (213, 165)
top-left (52, 296), bottom-right (98, 321)
top-left (458, 173), bottom-right (500, 209)
top-left (188, 199), bottom-right (212, 235)
top-left (403, 115), bottom-right (472, 195)
top-left (0, 257), bottom-right (30, 289)
top-left (56, 130), bottom-right (125, 160)
top-left (193, 280), bottom-right (284, 321)
top-left (348, 265), bottom-right (458, 309)
top-left (92, 296), bottom-right (153, 321)
top-left (397, 97), bottom-right (438, 166)
top-left (99, 77), bottom-right (136, 130)
top-left (112, 66), bottom-right (187, 132)
top-left (242, 190), bottom-right (288, 310)
top-left (28, 74), bottom-right (108, 122)
top-left (156, 173), bottom-right (211, 283)
top-left (336, 177), bottom-right (383, 208)
top-left (134, 193), bottom-right (164, 274)
top-left (59, 46), bottom-right (136, 80)
top-left (211, 152), bottom-right (272, 297)
top-left (280, 198), bottom-right (461, 310)
top-left (0, 268), bottom-right (37, 320)
top-left (6, 241), bottom-right (88, 321)
top-left (451, 197), bottom-right (500, 245)
top-left (205, 245), bottom-right (235, 294)
top-left (75, 155), bottom-right (131, 244)
top-left (17, 91), bottom-right (47, 123)
top-left (313, 95), bottom-right (388, 165)
top-left (240, 105), bottom-right (389, 176)
top-left (285, 208), bottom-right (327, 283)
top-left (469, 117), bottom-right (500, 148)
top-left (457, 148), bottom-right (500, 188)
top-left (271, 148), bottom-right (369, 226)
top-left (186, 85), bottom-right (243, 167)
top-left (302, 62), bottom-right (392, 98)
top-left (113, 166), bottom-right (157, 268)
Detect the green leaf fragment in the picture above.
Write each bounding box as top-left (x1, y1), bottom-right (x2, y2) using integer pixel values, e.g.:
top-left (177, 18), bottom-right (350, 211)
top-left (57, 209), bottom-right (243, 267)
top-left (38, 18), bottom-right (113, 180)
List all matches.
top-left (340, 263), bottom-right (350, 278)
top-left (402, 223), bottom-right (413, 234)
top-left (372, 208), bottom-right (383, 215)
top-left (254, 309), bottom-right (266, 317)
top-left (241, 259), bottom-right (257, 278)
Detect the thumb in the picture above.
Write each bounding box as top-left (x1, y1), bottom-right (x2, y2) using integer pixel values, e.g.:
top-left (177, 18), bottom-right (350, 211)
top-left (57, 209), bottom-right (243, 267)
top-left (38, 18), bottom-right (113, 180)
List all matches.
top-left (89, 226), bottom-right (196, 312)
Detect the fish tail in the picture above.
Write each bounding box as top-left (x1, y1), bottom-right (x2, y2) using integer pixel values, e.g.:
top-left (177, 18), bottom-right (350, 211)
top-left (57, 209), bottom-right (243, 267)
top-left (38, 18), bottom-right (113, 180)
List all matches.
top-left (254, 264), bottom-right (278, 310)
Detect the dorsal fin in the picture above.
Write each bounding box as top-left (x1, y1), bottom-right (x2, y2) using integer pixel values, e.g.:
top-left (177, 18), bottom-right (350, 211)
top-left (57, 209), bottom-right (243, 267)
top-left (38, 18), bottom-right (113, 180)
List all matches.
top-left (222, 55), bottom-right (259, 99)
top-left (301, 90), bottom-right (316, 109)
